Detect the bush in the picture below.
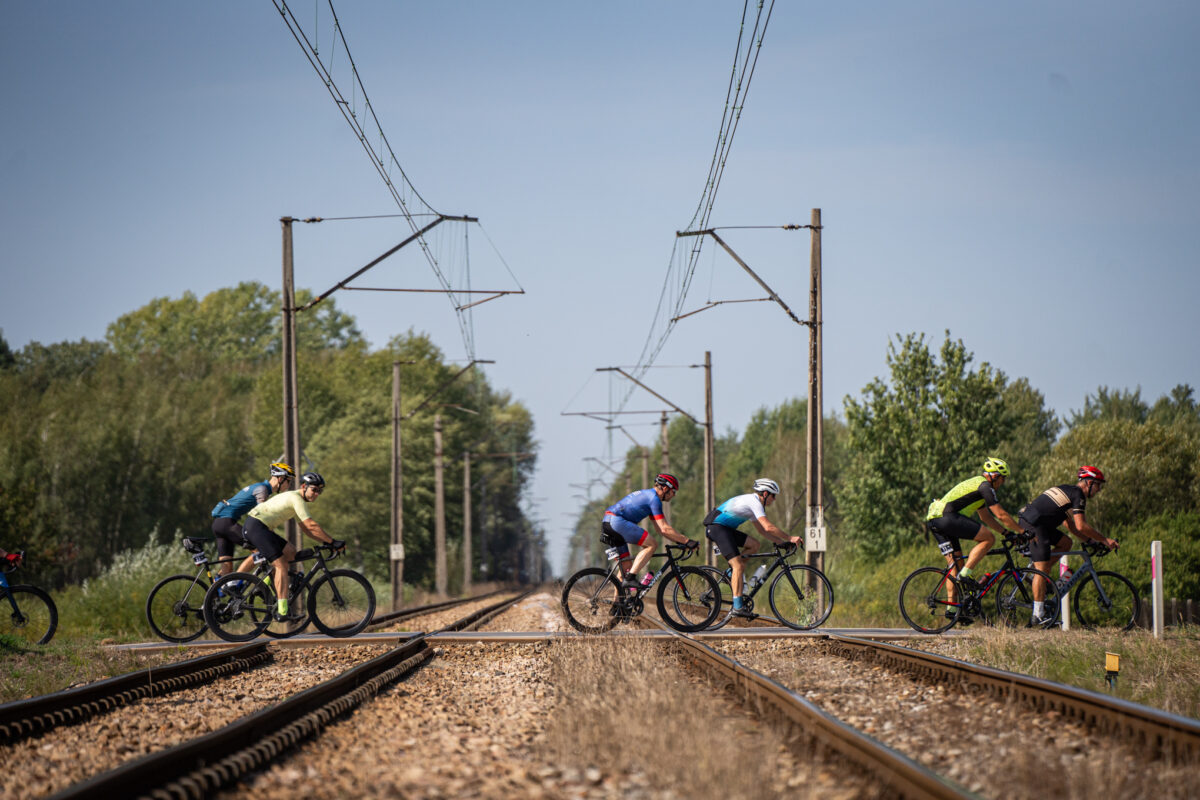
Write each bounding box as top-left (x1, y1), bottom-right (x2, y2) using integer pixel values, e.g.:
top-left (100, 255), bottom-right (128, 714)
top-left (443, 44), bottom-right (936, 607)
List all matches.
top-left (1101, 512), bottom-right (1200, 601)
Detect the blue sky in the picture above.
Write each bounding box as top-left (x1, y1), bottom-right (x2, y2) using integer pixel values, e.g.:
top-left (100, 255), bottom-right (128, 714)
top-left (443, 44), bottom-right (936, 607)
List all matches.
top-left (3, 2), bottom-right (1198, 575)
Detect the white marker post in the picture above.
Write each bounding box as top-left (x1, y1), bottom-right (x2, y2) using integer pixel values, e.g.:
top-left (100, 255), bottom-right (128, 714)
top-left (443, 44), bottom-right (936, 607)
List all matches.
top-left (1059, 554), bottom-right (1071, 630)
top-left (1151, 540), bottom-right (1164, 638)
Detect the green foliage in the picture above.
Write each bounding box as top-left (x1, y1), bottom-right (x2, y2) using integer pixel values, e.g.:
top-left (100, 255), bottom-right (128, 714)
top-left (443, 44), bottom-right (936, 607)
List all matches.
top-left (1067, 386), bottom-right (1150, 428)
top-left (1148, 384), bottom-right (1200, 429)
top-left (1100, 512), bottom-right (1200, 600)
top-left (840, 332), bottom-right (1057, 558)
top-left (1033, 419), bottom-right (1200, 532)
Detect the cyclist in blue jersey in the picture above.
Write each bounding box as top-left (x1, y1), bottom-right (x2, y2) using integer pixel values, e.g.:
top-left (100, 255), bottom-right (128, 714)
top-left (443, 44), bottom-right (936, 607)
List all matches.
top-left (602, 473), bottom-right (698, 591)
top-left (704, 479), bottom-right (801, 616)
top-left (209, 462), bottom-right (295, 576)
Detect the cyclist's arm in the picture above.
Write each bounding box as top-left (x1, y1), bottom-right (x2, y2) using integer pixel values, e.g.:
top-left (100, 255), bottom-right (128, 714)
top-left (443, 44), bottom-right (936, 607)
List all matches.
top-left (751, 517), bottom-right (800, 546)
top-left (649, 517), bottom-right (690, 546)
top-left (980, 504), bottom-right (1020, 535)
top-left (300, 517), bottom-right (337, 545)
top-left (1068, 511), bottom-right (1117, 549)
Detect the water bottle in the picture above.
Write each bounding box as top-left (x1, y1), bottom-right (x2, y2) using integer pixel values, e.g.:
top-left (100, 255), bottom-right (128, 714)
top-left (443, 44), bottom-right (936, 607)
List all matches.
top-left (747, 563), bottom-right (769, 590)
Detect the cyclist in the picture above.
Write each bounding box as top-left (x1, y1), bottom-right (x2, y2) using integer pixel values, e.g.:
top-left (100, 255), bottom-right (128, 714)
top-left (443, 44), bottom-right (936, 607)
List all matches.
top-left (602, 473), bottom-right (697, 592)
top-left (704, 478), bottom-right (801, 617)
top-left (210, 462), bottom-right (295, 577)
top-left (1019, 465), bottom-right (1119, 624)
top-left (924, 458), bottom-right (1023, 622)
top-left (0, 548), bottom-right (21, 589)
top-left (242, 471), bottom-right (344, 621)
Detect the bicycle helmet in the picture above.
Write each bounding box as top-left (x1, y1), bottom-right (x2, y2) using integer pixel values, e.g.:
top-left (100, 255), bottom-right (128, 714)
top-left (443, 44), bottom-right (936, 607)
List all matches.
top-left (1078, 465), bottom-right (1105, 482)
top-left (752, 478), bottom-right (781, 496)
top-left (654, 473), bottom-right (679, 491)
top-left (300, 471), bottom-right (325, 488)
top-left (982, 457), bottom-right (1009, 477)
top-left (270, 462), bottom-right (295, 478)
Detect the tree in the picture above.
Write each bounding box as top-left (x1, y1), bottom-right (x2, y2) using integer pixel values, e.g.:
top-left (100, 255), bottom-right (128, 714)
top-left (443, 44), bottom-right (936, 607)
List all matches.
top-left (1148, 384), bottom-right (1199, 429)
top-left (1066, 387), bottom-right (1149, 429)
top-left (840, 332), bottom-right (1057, 558)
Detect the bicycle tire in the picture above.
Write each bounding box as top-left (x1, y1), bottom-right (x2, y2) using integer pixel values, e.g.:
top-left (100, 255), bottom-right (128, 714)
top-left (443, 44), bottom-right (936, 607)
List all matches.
top-left (203, 572), bottom-right (274, 642)
top-left (696, 566), bottom-right (735, 630)
top-left (769, 565), bottom-right (834, 630)
top-left (898, 566), bottom-right (960, 634)
top-left (561, 567), bottom-right (622, 633)
top-left (656, 566), bottom-right (721, 632)
top-left (308, 569), bottom-right (376, 637)
top-left (992, 567), bottom-right (1061, 629)
top-left (146, 574), bottom-right (209, 643)
top-left (263, 570), bottom-right (312, 639)
top-left (1072, 570), bottom-right (1139, 631)
top-left (1, 585), bottom-right (58, 645)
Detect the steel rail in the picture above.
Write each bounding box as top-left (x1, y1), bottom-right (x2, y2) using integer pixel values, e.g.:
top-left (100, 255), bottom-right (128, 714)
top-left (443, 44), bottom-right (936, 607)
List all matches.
top-left (45, 590), bottom-right (535, 799)
top-left (640, 618), bottom-right (973, 800)
top-left (827, 633), bottom-right (1200, 762)
top-left (0, 642), bottom-right (271, 745)
top-left (365, 588), bottom-right (505, 631)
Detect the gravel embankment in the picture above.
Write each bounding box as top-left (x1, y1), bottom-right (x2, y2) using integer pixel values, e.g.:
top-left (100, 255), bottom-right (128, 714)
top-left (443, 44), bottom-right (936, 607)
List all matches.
top-left (711, 638), bottom-right (1199, 799)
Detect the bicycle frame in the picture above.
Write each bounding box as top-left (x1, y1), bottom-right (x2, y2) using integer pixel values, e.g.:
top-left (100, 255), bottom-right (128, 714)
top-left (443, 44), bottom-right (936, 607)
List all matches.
top-left (1036, 546), bottom-right (1111, 603)
top-left (734, 544), bottom-right (800, 601)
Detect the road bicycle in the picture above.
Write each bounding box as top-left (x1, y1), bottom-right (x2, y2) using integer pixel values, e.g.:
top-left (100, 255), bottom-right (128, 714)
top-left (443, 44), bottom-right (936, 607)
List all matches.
top-left (899, 533), bottom-right (1061, 634)
top-left (203, 543), bottom-right (375, 642)
top-left (560, 542), bottom-right (721, 633)
top-left (1035, 540), bottom-right (1140, 631)
top-left (0, 551), bottom-right (58, 646)
top-left (696, 542), bottom-right (834, 631)
top-left (145, 536), bottom-right (311, 643)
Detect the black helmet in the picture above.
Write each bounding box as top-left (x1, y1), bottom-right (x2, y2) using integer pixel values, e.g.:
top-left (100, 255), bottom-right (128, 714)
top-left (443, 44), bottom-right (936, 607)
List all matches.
top-left (300, 471), bottom-right (325, 488)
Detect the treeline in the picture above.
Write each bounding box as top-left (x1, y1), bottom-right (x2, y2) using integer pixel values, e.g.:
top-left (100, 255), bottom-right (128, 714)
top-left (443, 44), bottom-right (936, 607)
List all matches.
top-left (0, 282), bottom-right (542, 591)
top-left (566, 332), bottom-right (1200, 601)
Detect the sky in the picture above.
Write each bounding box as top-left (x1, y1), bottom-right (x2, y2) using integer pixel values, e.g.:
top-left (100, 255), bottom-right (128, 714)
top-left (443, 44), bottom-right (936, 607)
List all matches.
top-left (3, 2), bottom-right (1198, 576)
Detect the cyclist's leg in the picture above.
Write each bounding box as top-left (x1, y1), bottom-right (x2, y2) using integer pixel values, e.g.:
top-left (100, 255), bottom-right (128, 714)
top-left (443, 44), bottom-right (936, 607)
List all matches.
top-left (600, 520), bottom-right (634, 579)
top-left (928, 518), bottom-right (966, 604)
top-left (608, 517), bottom-right (652, 580)
top-left (243, 517), bottom-right (293, 615)
top-left (706, 523), bottom-right (749, 597)
top-left (211, 518), bottom-right (242, 577)
top-left (963, 525), bottom-right (995, 573)
top-left (1030, 526), bottom-right (1068, 602)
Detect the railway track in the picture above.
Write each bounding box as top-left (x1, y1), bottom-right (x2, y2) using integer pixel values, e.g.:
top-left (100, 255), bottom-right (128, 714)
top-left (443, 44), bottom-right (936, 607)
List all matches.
top-left (2, 592), bottom-right (532, 800)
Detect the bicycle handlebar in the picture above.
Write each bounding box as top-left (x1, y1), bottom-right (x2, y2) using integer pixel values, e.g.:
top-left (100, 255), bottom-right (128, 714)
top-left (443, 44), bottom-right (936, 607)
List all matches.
top-left (1083, 540), bottom-right (1116, 557)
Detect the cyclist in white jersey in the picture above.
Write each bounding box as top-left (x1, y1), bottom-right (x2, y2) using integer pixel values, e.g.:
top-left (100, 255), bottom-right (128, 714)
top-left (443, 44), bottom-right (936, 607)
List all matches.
top-left (703, 478), bottom-right (801, 616)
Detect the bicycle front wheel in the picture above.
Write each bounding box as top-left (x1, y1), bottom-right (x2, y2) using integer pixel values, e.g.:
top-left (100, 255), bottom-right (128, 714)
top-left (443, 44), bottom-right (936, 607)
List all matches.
top-left (1073, 570), bottom-right (1139, 631)
top-left (769, 565), bottom-right (834, 630)
top-left (308, 569), bottom-right (376, 637)
top-left (203, 572), bottom-right (274, 642)
top-left (992, 567), bottom-right (1060, 629)
top-left (657, 566), bottom-right (721, 632)
top-left (898, 567), bottom-right (958, 634)
top-left (561, 567), bottom-right (621, 633)
top-left (146, 574), bottom-right (209, 643)
top-left (1, 585), bottom-right (58, 645)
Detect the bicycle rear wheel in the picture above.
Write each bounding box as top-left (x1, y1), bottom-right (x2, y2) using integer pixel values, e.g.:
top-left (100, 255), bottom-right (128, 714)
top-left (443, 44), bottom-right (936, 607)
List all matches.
top-left (1072, 570), bottom-right (1139, 631)
top-left (696, 566), bottom-right (735, 630)
top-left (657, 566), bottom-right (721, 632)
top-left (203, 573), bottom-right (274, 642)
top-left (146, 574), bottom-right (209, 643)
top-left (898, 567), bottom-right (958, 634)
top-left (308, 569), bottom-right (376, 637)
top-left (561, 567), bottom-right (621, 633)
top-left (769, 565), bottom-right (834, 630)
top-left (1, 585), bottom-right (58, 645)
top-left (992, 567), bottom-right (1060, 628)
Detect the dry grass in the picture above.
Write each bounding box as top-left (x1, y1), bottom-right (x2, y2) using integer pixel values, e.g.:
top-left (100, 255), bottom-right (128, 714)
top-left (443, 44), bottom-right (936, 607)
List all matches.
top-left (546, 636), bottom-right (876, 799)
top-left (906, 624), bottom-right (1200, 720)
top-left (0, 637), bottom-right (181, 704)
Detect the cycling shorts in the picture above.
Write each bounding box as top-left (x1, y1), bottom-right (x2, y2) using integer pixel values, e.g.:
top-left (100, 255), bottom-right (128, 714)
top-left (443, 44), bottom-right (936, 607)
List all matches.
top-left (242, 516), bottom-right (288, 564)
top-left (925, 514), bottom-right (983, 557)
top-left (1023, 522), bottom-right (1069, 563)
top-left (601, 514), bottom-right (649, 555)
top-left (706, 522), bottom-right (749, 560)
top-left (211, 517), bottom-right (248, 559)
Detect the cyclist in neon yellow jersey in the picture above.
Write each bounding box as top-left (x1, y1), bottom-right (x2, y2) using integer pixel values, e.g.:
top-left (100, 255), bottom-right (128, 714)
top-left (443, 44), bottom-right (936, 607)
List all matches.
top-left (243, 471), bottom-right (343, 621)
top-left (924, 458), bottom-right (1023, 621)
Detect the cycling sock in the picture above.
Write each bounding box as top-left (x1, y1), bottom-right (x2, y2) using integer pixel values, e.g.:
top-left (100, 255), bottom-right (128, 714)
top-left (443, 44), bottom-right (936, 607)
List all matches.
top-left (1033, 601), bottom-right (1045, 618)
top-left (732, 595), bottom-right (744, 611)
top-left (959, 566), bottom-right (974, 581)
top-left (278, 598), bottom-right (288, 614)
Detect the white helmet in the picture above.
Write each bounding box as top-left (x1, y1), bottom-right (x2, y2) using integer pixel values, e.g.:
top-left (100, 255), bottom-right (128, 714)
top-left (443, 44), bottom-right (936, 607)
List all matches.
top-left (752, 478), bottom-right (780, 496)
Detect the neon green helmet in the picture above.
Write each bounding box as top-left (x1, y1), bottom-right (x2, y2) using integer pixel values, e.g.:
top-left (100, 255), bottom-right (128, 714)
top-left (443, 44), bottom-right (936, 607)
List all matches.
top-left (982, 457), bottom-right (1009, 476)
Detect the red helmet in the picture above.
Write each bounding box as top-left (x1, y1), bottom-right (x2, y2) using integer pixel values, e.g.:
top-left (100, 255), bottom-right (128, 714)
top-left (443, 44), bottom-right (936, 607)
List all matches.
top-left (1078, 465), bottom-right (1105, 482)
top-left (654, 473), bottom-right (679, 491)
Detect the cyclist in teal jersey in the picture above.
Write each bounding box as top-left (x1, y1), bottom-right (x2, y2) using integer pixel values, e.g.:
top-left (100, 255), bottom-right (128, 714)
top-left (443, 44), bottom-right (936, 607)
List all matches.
top-left (210, 462), bottom-right (294, 577)
top-left (924, 458), bottom-right (1023, 617)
